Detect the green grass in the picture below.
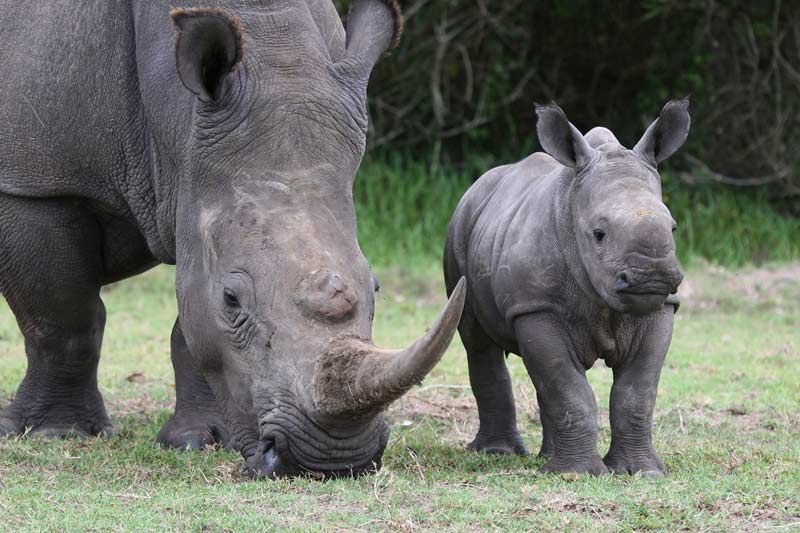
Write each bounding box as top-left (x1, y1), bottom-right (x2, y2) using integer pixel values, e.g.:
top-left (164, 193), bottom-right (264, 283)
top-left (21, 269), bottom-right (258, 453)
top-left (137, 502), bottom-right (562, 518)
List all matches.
top-left (355, 155), bottom-right (800, 268)
top-left (1, 157), bottom-right (799, 530)
top-left (1, 263), bottom-right (799, 531)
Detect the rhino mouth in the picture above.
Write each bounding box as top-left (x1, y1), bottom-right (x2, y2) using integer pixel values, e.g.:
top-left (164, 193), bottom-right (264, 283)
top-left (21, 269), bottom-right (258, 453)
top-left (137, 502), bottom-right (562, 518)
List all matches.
top-left (249, 398), bottom-right (390, 479)
top-left (614, 276), bottom-right (679, 297)
top-left (249, 422), bottom-right (388, 479)
top-left (617, 288), bottom-right (671, 297)
top-left (608, 272), bottom-right (679, 314)
top-left (258, 439), bottom-right (383, 479)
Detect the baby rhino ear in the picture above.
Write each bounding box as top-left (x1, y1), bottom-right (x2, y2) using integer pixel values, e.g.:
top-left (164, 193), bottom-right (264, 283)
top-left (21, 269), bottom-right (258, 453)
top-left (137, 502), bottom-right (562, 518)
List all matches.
top-left (634, 99), bottom-right (691, 165)
top-left (535, 103), bottom-right (595, 169)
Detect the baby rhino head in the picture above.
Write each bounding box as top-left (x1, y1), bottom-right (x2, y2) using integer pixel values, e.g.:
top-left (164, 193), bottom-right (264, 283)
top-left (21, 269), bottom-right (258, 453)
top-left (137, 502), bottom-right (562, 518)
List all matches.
top-left (536, 100), bottom-right (691, 315)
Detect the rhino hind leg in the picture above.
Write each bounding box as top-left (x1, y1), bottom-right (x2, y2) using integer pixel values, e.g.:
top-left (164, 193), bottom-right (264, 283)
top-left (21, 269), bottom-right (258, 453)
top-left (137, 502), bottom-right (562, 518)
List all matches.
top-left (157, 320), bottom-right (233, 451)
top-left (461, 305), bottom-right (527, 456)
top-left (0, 194), bottom-right (112, 438)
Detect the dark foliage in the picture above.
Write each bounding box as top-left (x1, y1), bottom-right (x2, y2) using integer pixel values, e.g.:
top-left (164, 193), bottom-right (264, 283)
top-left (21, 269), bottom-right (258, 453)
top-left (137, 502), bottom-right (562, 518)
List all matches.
top-left (337, 0), bottom-right (800, 206)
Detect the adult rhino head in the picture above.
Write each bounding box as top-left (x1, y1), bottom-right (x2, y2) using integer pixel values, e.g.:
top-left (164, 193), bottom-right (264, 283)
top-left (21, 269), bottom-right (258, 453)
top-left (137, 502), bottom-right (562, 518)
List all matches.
top-left (170, 1), bottom-right (465, 478)
top-left (536, 100), bottom-right (689, 315)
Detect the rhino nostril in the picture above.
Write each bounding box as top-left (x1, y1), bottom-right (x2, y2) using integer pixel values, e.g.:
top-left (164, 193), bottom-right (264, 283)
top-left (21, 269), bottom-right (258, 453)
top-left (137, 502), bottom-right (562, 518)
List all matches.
top-left (296, 269), bottom-right (358, 322)
top-left (262, 442), bottom-right (280, 478)
top-left (614, 271), bottom-right (634, 292)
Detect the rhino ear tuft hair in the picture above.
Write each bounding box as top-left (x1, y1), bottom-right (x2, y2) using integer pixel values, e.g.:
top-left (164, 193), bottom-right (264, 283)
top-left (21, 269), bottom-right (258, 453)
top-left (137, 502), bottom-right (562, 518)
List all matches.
top-left (535, 102), bottom-right (595, 170)
top-left (338, 0), bottom-right (403, 82)
top-left (171, 8), bottom-right (243, 102)
top-left (634, 98), bottom-right (691, 165)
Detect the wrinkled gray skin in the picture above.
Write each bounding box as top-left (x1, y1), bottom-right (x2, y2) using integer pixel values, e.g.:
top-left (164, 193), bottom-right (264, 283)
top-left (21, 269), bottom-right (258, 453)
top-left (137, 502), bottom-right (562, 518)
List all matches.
top-left (0, 0), bottom-right (465, 478)
top-left (444, 101), bottom-right (689, 476)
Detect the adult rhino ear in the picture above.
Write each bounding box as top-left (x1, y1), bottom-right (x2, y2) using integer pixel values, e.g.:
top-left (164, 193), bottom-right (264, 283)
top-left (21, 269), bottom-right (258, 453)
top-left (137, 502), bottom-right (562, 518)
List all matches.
top-left (535, 103), bottom-right (595, 169)
top-left (339, 0), bottom-right (403, 82)
top-left (171, 8), bottom-right (243, 102)
top-left (634, 99), bottom-right (691, 165)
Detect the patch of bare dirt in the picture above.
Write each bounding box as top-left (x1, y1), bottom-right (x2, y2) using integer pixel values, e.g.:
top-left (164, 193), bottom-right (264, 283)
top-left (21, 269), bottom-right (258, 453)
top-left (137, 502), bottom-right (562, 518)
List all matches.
top-left (387, 383), bottom-right (545, 450)
top-left (680, 261), bottom-right (800, 312)
top-left (543, 492), bottom-right (620, 522)
top-left (110, 395), bottom-right (172, 417)
top-left (656, 405), bottom-right (800, 436)
top-left (388, 385), bottom-right (479, 444)
top-left (696, 497), bottom-right (800, 530)
top-left (125, 372), bottom-right (148, 383)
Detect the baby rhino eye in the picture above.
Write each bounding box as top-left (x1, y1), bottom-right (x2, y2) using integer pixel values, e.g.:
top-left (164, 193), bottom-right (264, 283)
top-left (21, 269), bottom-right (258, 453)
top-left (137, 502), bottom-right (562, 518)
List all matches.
top-left (593, 229), bottom-right (606, 243)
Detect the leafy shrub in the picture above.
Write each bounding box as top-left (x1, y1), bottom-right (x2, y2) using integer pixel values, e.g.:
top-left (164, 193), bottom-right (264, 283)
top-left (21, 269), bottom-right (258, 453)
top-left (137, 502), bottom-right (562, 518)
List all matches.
top-left (337, 0), bottom-right (800, 207)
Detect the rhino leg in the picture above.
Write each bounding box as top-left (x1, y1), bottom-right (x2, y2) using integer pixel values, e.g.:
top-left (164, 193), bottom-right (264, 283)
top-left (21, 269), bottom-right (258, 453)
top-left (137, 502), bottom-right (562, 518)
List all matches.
top-left (462, 305), bottom-right (527, 456)
top-left (157, 320), bottom-right (232, 451)
top-left (603, 308), bottom-right (673, 477)
top-left (515, 313), bottom-right (608, 475)
top-left (0, 195), bottom-right (112, 438)
top-left (536, 388), bottom-right (556, 459)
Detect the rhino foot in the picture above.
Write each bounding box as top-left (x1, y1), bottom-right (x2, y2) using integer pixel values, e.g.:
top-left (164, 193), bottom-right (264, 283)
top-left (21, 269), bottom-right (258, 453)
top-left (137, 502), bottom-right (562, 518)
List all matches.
top-left (467, 432), bottom-right (528, 456)
top-left (603, 448), bottom-right (666, 477)
top-left (0, 400), bottom-right (113, 440)
top-left (0, 415), bottom-right (21, 437)
top-left (541, 454), bottom-right (609, 476)
top-left (157, 413), bottom-right (233, 452)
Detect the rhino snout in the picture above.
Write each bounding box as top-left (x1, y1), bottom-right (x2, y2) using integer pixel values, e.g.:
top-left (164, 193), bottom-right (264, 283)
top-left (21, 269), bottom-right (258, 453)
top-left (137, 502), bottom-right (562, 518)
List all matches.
top-left (250, 438), bottom-right (382, 480)
top-left (296, 269), bottom-right (358, 322)
top-left (614, 264), bottom-right (684, 295)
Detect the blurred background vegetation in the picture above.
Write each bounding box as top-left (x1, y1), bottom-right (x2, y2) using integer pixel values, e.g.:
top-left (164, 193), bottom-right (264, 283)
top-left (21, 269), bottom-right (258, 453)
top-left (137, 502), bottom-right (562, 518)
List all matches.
top-left (336, 0), bottom-right (800, 267)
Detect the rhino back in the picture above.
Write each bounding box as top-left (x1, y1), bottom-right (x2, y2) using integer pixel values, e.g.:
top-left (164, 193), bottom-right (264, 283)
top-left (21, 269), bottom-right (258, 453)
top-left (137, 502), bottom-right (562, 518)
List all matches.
top-left (0, 1), bottom-right (150, 208)
top-left (0, 1), bottom-right (210, 263)
top-left (446, 152), bottom-right (569, 348)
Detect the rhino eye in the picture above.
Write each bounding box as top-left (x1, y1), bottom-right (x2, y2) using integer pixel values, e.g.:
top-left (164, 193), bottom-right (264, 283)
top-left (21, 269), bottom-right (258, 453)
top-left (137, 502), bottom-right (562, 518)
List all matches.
top-left (223, 288), bottom-right (240, 308)
top-left (672, 224), bottom-right (678, 233)
top-left (593, 229), bottom-right (606, 244)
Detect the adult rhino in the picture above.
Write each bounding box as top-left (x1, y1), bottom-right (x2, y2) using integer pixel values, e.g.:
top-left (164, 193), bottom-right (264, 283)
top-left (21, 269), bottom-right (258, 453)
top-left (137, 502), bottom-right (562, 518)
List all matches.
top-left (0, 0), bottom-right (465, 478)
top-left (444, 101), bottom-right (688, 476)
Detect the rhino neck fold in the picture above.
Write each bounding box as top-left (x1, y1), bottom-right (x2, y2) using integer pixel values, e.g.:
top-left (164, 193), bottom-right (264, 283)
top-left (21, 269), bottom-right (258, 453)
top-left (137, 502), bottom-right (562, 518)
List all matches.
top-left (553, 168), bottom-right (605, 309)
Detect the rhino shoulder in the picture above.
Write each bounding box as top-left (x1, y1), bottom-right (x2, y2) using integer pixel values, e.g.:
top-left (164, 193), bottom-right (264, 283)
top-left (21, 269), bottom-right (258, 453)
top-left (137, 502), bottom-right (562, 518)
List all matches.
top-left (516, 152), bottom-right (561, 174)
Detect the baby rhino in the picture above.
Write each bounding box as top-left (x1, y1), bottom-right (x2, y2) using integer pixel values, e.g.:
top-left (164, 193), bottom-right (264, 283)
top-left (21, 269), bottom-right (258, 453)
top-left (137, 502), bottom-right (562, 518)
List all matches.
top-left (444, 100), bottom-right (690, 476)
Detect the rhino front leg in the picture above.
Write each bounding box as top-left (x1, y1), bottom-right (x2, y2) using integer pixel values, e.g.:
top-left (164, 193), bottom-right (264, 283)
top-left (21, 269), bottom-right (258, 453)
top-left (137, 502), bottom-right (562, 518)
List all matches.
top-left (515, 313), bottom-right (608, 475)
top-left (157, 320), bottom-right (233, 451)
top-left (462, 305), bottom-right (527, 456)
top-left (0, 195), bottom-right (112, 438)
top-left (604, 307), bottom-right (674, 476)
top-left (536, 389), bottom-right (556, 459)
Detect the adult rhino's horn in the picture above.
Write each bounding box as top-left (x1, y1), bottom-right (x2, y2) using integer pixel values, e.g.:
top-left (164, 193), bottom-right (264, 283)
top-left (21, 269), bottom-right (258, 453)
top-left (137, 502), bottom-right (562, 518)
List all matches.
top-left (313, 277), bottom-right (466, 415)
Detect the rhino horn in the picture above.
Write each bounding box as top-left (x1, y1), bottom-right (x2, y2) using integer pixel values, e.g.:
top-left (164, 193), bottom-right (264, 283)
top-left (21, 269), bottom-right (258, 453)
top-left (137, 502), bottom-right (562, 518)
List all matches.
top-left (313, 277), bottom-right (466, 415)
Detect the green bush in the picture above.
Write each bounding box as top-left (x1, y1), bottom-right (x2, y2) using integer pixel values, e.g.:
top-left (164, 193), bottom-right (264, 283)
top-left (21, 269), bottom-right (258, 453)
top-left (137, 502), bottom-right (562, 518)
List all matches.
top-left (336, 0), bottom-right (800, 207)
